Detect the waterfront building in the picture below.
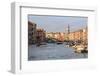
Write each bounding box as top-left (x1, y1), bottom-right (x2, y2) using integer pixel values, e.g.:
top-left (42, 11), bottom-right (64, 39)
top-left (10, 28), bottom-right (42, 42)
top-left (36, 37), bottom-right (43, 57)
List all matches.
top-left (28, 21), bottom-right (37, 45)
top-left (36, 29), bottom-right (46, 42)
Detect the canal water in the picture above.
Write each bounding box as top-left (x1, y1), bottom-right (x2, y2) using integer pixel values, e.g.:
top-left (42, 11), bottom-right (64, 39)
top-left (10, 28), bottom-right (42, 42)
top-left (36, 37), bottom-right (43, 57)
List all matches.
top-left (28, 43), bottom-right (88, 61)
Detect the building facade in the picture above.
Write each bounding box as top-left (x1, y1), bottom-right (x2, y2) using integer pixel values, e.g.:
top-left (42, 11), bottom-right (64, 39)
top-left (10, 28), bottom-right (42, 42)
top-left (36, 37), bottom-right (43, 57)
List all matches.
top-left (28, 21), bottom-right (37, 45)
top-left (46, 32), bottom-right (66, 41)
top-left (36, 29), bottom-right (46, 42)
top-left (46, 27), bottom-right (87, 43)
top-left (68, 27), bottom-right (87, 44)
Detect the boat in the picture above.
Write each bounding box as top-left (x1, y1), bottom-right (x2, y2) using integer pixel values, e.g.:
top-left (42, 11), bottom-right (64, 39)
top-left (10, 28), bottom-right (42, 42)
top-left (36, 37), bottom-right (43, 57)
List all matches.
top-left (56, 41), bottom-right (63, 44)
top-left (65, 45), bottom-right (70, 47)
top-left (73, 44), bottom-right (88, 53)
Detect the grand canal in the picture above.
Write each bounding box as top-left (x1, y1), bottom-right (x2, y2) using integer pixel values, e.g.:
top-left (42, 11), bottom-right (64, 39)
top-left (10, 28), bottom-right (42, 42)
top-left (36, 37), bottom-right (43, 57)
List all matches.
top-left (28, 43), bottom-right (88, 60)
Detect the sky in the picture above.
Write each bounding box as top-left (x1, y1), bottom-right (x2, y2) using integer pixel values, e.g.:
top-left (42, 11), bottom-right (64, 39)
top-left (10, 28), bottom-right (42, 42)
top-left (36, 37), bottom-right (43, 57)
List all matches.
top-left (28, 15), bottom-right (87, 32)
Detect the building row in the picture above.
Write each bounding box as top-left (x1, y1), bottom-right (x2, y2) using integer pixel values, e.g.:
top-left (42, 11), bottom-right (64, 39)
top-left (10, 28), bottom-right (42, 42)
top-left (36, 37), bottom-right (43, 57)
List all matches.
top-left (28, 21), bottom-right (46, 45)
top-left (46, 28), bottom-right (87, 42)
top-left (69, 28), bottom-right (87, 41)
top-left (46, 32), bottom-right (66, 41)
top-left (28, 21), bottom-right (87, 45)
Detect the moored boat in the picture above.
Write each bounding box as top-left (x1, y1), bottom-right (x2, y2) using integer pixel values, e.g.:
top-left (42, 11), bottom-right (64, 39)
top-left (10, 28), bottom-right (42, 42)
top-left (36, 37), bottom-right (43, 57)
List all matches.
top-left (72, 44), bottom-right (88, 53)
